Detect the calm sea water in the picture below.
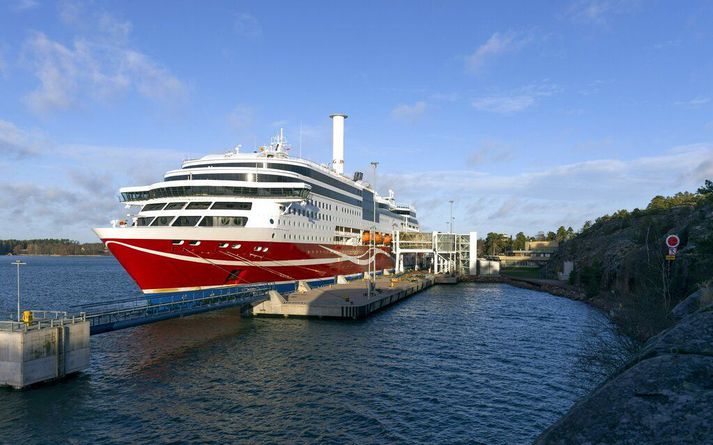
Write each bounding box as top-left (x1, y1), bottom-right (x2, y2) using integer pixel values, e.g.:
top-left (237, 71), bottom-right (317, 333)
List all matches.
top-left (0, 256), bottom-right (626, 444)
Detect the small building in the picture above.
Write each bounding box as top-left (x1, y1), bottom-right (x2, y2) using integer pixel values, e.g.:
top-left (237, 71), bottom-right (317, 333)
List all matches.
top-left (499, 241), bottom-right (559, 268)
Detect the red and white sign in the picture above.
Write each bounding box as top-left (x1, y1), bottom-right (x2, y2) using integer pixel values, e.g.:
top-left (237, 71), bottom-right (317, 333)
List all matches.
top-left (666, 234), bottom-right (680, 248)
top-left (669, 247), bottom-right (678, 255)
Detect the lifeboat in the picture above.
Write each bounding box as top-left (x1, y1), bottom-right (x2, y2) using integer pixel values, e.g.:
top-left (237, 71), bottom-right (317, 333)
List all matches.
top-left (362, 231), bottom-right (371, 243)
top-left (383, 234), bottom-right (392, 245)
top-left (375, 233), bottom-right (384, 244)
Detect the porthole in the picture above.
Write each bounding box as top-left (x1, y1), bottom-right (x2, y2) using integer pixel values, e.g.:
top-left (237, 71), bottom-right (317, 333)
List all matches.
top-left (255, 246), bottom-right (262, 252)
top-left (172, 240), bottom-right (184, 246)
top-left (189, 240), bottom-right (201, 246)
top-left (269, 218), bottom-right (274, 224)
top-left (219, 242), bottom-right (229, 248)
top-left (264, 247), bottom-right (269, 253)
top-left (231, 244), bottom-right (241, 249)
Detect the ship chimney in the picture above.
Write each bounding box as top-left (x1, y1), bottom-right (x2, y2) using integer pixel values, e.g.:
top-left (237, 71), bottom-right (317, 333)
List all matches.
top-left (330, 113), bottom-right (348, 175)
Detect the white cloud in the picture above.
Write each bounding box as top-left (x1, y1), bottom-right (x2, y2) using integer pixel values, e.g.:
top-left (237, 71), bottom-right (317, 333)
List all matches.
top-left (467, 139), bottom-right (514, 166)
top-left (472, 82), bottom-right (560, 114)
top-left (234, 13), bottom-right (262, 38)
top-left (472, 95), bottom-right (535, 114)
top-left (391, 101), bottom-right (427, 122)
top-left (12, 0), bottom-right (38, 11)
top-left (0, 120), bottom-right (47, 158)
top-left (430, 92), bottom-right (460, 102)
top-left (228, 105), bottom-right (254, 130)
top-left (22, 11), bottom-right (187, 115)
top-left (379, 143), bottom-right (713, 235)
top-left (565, 0), bottom-right (637, 26)
top-left (0, 134), bottom-right (193, 241)
top-left (59, 0), bottom-right (83, 25)
top-left (465, 31), bottom-right (530, 73)
top-left (674, 97), bottom-right (710, 109)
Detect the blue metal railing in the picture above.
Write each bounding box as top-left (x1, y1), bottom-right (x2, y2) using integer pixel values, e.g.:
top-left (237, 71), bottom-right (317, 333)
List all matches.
top-left (79, 284), bottom-right (273, 335)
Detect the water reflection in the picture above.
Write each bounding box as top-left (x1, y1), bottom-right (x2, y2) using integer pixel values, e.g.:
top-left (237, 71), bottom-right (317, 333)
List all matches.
top-left (0, 258), bottom-right (631, 444)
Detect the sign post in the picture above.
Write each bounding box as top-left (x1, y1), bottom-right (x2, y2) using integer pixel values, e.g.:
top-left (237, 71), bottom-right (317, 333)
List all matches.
top-left (665, 235), bottom-right (680, 261)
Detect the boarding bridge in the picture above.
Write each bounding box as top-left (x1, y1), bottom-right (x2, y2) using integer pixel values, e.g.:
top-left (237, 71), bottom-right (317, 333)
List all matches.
top-left (394, 231), bottom-right (478, 276)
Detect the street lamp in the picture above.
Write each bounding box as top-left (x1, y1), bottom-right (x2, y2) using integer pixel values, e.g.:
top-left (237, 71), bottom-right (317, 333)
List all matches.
top-left (12, 260), bottom-right (26, 321)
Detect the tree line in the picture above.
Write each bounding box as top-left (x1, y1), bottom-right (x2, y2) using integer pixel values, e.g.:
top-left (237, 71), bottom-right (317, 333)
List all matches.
top-left (480, 226), bottom-right (576, 256)
top-left (579, 180), bottom-right (713, 235)
top-left (0, 239), bottom-right (107, 256)
top-left (478, 181), bottom-right (713, 257)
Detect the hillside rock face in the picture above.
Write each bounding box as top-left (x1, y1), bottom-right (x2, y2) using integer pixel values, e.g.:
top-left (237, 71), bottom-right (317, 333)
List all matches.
top-left (536, 291), bottom-right (713, 444)
top-left (545, 203), bottom-right (713, 339)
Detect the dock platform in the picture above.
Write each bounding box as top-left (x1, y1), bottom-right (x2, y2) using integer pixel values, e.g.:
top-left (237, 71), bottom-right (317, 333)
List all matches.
top-left (252, 273), bottom-right (436, 319)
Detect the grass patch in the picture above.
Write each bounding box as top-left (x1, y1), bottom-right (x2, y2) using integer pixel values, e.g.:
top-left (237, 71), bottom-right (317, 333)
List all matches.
top-left (501, 267), bottom-right (542, 279)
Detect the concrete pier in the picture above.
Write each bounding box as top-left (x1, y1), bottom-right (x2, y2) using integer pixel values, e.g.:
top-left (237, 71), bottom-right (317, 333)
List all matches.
top-left (0, 312), bottom-right (90, 389)
top-left (252, 273), bottom-right (436, 319)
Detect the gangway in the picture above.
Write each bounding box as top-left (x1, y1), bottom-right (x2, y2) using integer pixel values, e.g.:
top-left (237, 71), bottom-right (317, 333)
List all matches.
top-left (394, 231), bottom-right (478, 276)
top-left (71, 285), bottom-right (272, 335)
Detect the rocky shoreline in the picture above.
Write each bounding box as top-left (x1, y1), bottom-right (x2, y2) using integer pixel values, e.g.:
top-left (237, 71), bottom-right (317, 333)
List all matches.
top-left (467, 276), bottom-right (713, 443)
top-left (535, 287), bottom-right (713, 443)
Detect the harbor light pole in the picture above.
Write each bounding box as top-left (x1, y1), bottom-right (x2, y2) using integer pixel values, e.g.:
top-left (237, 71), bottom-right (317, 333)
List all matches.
top-left (369, 161), bottom-right (379, 298)
top-left (12, 260), bottom-right (26, 321)
top-left (449, 200), bottom-right (454, 233)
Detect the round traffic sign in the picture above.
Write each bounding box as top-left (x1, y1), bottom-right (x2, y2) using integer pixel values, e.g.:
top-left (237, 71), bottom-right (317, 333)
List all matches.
top-left (666, 234), bottom-right (680, 248)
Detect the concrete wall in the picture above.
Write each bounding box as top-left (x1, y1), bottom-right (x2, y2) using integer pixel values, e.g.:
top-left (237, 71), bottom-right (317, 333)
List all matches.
top-left (558, 261), bottom-right (574, 281)
top-left (0, 321), bottom-right (90, 389)
top-left (477, 259), bottom-right (500, 276)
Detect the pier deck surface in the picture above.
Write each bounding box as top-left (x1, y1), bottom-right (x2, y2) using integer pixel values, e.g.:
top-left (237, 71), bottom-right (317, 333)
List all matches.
top-left (253, 273), bottom-right (436, 319)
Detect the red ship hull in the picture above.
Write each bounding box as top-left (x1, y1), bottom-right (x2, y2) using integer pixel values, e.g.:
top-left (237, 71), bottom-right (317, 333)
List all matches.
top-left (102, 238), bottom-right (394, 293)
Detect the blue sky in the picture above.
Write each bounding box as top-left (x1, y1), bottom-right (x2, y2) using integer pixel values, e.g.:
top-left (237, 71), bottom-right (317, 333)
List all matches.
top-left (1, 0), bottom-right (712, 241)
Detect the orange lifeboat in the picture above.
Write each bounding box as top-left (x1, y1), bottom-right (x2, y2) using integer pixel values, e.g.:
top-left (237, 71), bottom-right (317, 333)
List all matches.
top-left (383, 234), bottom-right (392, 245)
top-left (375, 233), bottom-right (384, 244)
top-left (362, 231), bottom-right (371, 243)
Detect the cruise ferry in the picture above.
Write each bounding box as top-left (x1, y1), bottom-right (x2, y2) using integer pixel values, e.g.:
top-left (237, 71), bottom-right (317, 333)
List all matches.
top-left (94, 114), bottom-right (420, 294)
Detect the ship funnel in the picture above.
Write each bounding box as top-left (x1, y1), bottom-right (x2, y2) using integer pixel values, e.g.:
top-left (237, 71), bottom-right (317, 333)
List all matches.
top-left (330, 113), bottom-right (348, 175)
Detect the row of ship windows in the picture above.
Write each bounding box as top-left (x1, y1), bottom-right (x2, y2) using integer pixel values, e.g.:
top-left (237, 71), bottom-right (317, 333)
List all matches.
top-left (136, 215), bottom-right (248, 227)
top-left (142, 201), bottom-right (252, 212)
top-left (171, 240), bottom-right (270, 253)
top-left (181, 162), bottom-right (363, 197)
top-left (122, 186), bottom-right (309, 202)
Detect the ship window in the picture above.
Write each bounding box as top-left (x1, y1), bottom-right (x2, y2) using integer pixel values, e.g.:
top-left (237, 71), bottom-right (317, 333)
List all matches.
top-left (172, 240), bottom-right (184, 245)
top-left (150, 216), bottom-right (174, 226)
top-left (219, 243), bottom-right (229, 248)
top-left (136, 217), bottom-right (154, 226)
top-left (199, 216), bottom-right (248, 227)
top-left (165, 202), bottom-right (187, 210)
top-left (211, 202), bottom-right (252, 210)
top-left (218, 216), bottom-right (247, 227)
top-left (172, 216), bottom-right (201, 227)
top-left (231, 244), bottom-right (241, 249)
top-left (187, 202), bottom-right (212, 210)
top-left (189, 240), bottom-right (201, 246)
top-left (142, 203), bottom-right (167, 211)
